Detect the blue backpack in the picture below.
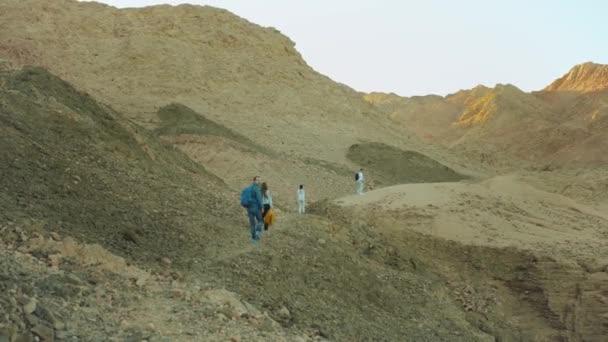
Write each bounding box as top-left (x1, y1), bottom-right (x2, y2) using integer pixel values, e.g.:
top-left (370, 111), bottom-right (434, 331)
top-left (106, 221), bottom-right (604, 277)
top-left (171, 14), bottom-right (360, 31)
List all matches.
top-left (240, 186), bottom-right (254, 208)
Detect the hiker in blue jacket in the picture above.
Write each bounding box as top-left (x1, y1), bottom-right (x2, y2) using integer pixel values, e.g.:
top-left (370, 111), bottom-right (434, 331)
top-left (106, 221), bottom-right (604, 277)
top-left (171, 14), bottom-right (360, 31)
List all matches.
top-left (246, 176), bottom-right (264, 242)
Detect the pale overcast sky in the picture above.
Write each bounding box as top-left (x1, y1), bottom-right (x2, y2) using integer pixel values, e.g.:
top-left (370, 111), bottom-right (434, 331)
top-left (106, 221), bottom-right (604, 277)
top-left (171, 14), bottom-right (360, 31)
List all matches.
top-left (87, 0), bottom-right (607, 96)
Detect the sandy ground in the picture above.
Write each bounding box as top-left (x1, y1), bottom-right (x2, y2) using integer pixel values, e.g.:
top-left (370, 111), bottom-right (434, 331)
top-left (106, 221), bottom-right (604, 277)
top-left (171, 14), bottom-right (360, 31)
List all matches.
top-left (335, 175), bottom-right (608, 265)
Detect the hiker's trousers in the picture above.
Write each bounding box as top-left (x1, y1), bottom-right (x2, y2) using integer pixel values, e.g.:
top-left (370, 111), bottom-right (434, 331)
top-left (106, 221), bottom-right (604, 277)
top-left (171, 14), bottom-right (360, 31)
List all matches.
top-left (357, 181), bottom-right (364, 194)
top-left (297, 199), bottom-right (306, 214)
top-left (247, 207), bottom-right (263, 240)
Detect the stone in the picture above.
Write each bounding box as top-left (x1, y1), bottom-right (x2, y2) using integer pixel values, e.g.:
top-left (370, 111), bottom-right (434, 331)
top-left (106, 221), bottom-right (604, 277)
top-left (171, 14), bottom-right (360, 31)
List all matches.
top-left (135, 278), bottom-right (147, 287)
top-left (64, 274), bottom-right (84, 286)
top-left (229, 336), bottom-right (241, 342)
top-left (201, 305), bottom-right (215, 318)
top-left (160, 258), bottom-right (172, 266)
top-left (31, 325), bottom-right (54, 342)
top-left (170, 289), bottom-right (185, 298)
top-left (14, 333), bottom-right (34, 342)
top-left (50, 232), bottom-right (61, 241)
top-left (217, 306), bottom-right (234, 319)
top-left (53, 321), bottom-right (65, 331)
top-left (258, 318), bottom-right (276, 333)
top-left (25, 315), bottom-right (42, 327)
top-left (34, 304), bottom-right (59, 326)
top-left (48, 254), bottom-right (61, 268)
top-left (277, 306), bottom-right (291, 319)
top-left (22, 299), bottom-right (37, 315)
top-left (0, 325), bottom-right (16, 342)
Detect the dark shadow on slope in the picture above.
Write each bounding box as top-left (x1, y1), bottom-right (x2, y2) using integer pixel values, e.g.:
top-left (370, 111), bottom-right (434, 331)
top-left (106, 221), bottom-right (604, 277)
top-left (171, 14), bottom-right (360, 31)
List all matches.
top-left (0, 67), bottom-right (239, 267)
top-left (347, 142), bottom-right (467, 186)
top-left (154, 103), bottom-right (276, 156)
top-left (154, 102), bottom-right (354, 178)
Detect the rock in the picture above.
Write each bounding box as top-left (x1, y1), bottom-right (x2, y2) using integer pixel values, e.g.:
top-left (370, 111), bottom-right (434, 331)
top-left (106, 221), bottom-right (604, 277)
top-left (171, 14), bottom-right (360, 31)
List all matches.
top-left (317, 239), bottom-right (326, 245)
top-left (201, 305), bottom-right (215, 318)
top-left (64, 274), bottom-right (84, 286)
top-left (229, 336), bottom-right (241, 342)
top-left (50, 232), bottom-right (61, 241)
top-left (54, 331), bottom-right (68, 340)
top-left (0, 325), bottom-right (16, 342)
top-left (34, 304), bottom-right (58, 326)
top-left (18, 231), bottom-right (28, 242)
top-left (160, 258), bottom-right (172, 267)
top-left (217, 306), bottom-right (235, 319)
top-left (14, 333), bottom-right (34, 342)
top-left (258, 317), bottom-right (276, 333)
top-left (121, 230), bottom-right (139, 244)
top-left (25, 314), bottom-right (42, 327)
top-left (31, 325), bottom-right (54, 342)
top-left (52, 321), bottom-right (65, 331)
top-left (277, 306), bottom-right (291, 319)
top-left (170, 289), bottom-right (186, 298)
top-left (47, 254), bottom-right (61, 268)
top-left (22, 299), bottom-right (37, 315)
top-left (135, 278), bottom-right (147, 287)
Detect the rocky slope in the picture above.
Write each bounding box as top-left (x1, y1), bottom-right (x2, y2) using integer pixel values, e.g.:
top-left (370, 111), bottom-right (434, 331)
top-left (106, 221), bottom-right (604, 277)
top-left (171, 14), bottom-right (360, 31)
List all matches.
top-left (1, 1), bottom-right (607, 341)
top-left (0, 0), bottom-right (407, 166)
top-left (365, 62), bottom-right (608, 167)
top-left (544, 62), bottom-right (608, 93)
top-left (0, 65), bottom-right (520, 341)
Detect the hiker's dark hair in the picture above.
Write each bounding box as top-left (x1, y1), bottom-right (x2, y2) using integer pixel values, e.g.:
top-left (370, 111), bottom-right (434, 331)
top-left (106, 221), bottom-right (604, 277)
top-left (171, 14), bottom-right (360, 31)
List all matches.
top-left (253, 176), bottom-right (260, 182)
top-left (261, 182), bottom-right (268, 199)
top-left (299, 184), bottom-right (304, 189)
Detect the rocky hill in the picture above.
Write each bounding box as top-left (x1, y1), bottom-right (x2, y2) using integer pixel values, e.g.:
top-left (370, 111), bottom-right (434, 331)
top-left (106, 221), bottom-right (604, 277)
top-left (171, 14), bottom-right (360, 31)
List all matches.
top-left (1, 1), bottom-right (607, 341)
top-left (0, 0), bottom-right (407, 167)
top-left (0, 65), bottom-right (512, 342)
top-left (544, 62), bottom-right (608, 93)
top-left (365, 62), bottom-right (608, 167)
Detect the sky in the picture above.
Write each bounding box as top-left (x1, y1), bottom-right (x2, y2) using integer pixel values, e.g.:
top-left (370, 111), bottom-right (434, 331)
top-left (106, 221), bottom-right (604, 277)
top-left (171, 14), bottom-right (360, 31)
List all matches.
top-left (89, 0), bottom-right (607, 96)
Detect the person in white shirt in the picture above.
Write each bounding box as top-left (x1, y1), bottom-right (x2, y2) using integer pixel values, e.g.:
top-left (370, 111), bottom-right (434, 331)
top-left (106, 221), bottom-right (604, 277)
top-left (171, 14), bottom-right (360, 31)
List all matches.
top-left (356, 168), bottom-right (364, 194)
top-left (297, 184), bottom-right (306, 214)
top-left (261, 182), bottom-right (273, 231)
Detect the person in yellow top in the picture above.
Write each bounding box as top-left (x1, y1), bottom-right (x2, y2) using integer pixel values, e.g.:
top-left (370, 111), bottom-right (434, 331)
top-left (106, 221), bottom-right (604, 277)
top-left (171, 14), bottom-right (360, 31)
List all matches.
top-left (261, 182), bottom-right (273, 231)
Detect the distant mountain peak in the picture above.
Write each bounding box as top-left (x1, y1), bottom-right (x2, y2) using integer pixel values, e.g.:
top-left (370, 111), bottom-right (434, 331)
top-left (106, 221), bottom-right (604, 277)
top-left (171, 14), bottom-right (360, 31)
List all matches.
top-left (544, 62), bottom-right (608, 93)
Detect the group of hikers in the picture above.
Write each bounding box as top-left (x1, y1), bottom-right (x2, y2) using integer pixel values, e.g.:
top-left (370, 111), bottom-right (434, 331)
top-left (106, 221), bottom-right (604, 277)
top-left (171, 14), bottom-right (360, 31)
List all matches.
top-left (241, 169), bottom-right (365, 243)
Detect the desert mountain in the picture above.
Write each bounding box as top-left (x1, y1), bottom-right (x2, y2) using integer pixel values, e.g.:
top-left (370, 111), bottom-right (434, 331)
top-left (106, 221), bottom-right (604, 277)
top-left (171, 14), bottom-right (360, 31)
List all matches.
top-left (1, 1), bottom-right (608, 341)
top-left (0, 0), bottom-right (472, 204)
top-left (544, 62), bottom-right (608, 93)
top-left (365, 63), bottom-right (608, 166)
top-left (0, 64), bottom-right (547, 342)
top-left (0, 0), bottom-right (410, 167)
